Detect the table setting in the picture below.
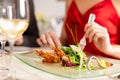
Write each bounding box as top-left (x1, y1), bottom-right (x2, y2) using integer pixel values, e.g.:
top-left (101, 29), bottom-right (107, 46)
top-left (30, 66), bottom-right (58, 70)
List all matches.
top-left (0, 0), bottom-right (120, 80)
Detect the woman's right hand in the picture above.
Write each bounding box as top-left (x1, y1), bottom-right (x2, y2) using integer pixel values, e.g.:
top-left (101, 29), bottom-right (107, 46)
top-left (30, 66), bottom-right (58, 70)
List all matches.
top-left (84, 22), bottom-right (113, 55)
top-left (36, 31), bottom-right (62, 47)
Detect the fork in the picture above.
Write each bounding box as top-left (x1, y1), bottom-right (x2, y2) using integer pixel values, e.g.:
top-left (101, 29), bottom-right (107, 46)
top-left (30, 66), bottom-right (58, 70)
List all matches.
top-left (79, 13), bottom-right (96, 50)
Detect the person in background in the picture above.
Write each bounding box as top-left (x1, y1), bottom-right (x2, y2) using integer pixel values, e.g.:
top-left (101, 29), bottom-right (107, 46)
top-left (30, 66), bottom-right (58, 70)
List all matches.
top-left (15, 0), bottom-right (39, 47)
top-left (36, 0), bottom-right (120, 59)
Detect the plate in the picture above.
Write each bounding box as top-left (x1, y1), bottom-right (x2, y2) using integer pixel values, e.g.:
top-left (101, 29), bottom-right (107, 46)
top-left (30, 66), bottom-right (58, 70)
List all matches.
top-left (14, 51), bottom-right (120, 79)
top-left (13, 46), bottom-right (33, 54)
top-left (5, 46), bottom-right (34, 54)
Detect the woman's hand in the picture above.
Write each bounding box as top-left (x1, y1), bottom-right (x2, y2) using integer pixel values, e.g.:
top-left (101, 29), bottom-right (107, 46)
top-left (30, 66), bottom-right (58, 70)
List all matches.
top-left (36, 31), bottom-right (61, 47)
top-left (15, 35), bottom-right (23, 46)
top-left (84, 22), bottom-right (113, 54)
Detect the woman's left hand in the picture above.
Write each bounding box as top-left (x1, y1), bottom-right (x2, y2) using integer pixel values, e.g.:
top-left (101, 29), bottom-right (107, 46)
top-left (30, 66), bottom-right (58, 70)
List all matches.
top-left (15, 35), bottom-right (23, 46)
top-left (84, 22), bottom-right (113, 54)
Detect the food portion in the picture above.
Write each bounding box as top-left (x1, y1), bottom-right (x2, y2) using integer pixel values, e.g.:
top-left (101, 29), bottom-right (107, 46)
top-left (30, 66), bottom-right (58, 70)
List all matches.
top-left (34, 45), bottom-right (113, 70)
top-left (61, 45), bottom-right (88, 70)
top-left (35, 48), bottom-right (61, 63)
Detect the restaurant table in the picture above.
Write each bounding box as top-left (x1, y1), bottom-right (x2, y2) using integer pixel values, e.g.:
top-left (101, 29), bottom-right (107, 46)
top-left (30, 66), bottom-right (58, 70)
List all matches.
top-left (3, 47), bottom-right (120, 80)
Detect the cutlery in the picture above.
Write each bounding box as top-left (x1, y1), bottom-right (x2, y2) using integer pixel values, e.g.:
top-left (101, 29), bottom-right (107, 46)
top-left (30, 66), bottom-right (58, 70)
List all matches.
top-left (79, 13), bottom-right (96, 50)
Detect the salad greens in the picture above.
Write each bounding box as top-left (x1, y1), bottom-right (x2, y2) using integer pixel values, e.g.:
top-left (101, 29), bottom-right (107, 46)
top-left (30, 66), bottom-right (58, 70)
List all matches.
top-left (61, 45), bottom-right (88, 70)
top-left (61, 45), bottom-right (112, 70)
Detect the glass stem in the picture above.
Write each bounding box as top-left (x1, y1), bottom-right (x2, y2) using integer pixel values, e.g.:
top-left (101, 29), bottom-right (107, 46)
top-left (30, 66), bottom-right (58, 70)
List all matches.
top-left (0, 40), bottom-right (7, 70)
top-left (8, 40), bottom-right (15, 71)
top-left (1, 40), bottom-right (6, 49)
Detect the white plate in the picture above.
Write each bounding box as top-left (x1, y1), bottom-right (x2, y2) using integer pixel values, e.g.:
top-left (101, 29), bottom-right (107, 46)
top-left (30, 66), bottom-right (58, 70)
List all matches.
top-left (5, 46), bottom-right (36, 54)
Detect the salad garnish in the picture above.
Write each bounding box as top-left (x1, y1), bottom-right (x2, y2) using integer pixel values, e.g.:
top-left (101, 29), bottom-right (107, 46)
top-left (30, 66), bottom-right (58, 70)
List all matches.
top-left (34, 45), bottom-right (113, 71)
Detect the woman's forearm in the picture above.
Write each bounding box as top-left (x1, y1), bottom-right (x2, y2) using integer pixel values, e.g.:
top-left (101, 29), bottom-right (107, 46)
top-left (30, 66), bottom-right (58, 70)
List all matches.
top-left (111, 45), bottom-right (120, 59)
top-left (104, 45), bottom-right (120, 59)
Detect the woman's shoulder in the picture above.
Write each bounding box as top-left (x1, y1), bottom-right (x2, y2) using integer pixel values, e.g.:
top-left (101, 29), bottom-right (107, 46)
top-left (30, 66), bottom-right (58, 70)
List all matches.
top-left (111, 0), bottom-right (120, 17)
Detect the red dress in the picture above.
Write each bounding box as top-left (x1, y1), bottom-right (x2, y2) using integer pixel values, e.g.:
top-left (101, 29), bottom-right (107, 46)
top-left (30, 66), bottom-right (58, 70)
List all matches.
top-left (64, 0), bottom-right (120, 57)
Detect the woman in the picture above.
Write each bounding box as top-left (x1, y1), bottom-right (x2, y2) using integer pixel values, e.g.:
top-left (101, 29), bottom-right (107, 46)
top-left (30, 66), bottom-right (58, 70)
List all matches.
top-left (36, 0), bottom-right (120, 59)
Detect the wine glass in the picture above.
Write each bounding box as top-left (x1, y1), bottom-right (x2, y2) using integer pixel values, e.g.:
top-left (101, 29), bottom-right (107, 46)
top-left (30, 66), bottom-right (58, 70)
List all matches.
top-left (0, 0), bottom-right (29, 79)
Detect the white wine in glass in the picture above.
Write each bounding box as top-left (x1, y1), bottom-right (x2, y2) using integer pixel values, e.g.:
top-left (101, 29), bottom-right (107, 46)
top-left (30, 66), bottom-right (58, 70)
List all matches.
top-left (0, 19), bottom-right (28, 40)
top-left (0, 0), bottom-right (29, 79)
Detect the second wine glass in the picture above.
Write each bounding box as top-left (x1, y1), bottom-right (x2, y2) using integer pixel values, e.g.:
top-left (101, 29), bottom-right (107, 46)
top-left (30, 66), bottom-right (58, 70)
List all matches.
top-left (0, 0), bottom-right (29, 79)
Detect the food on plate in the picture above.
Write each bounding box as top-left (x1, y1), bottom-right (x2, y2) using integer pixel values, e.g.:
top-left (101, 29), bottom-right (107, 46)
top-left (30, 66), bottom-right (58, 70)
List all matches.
top-left (34, 45), bottom-right (113, 70)
top-left (34, 47), bottom-right (65, 63)
top-left (35, 49), bottom-right (60, 63)
top-left (86, 56), bottom-right (113, 70)
top-left (61, 45), bottom-right (88, 70)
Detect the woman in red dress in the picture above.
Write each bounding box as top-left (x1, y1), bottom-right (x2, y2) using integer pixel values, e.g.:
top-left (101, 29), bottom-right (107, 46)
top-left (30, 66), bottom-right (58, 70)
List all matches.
top-left (37, 0), bottom-right (120, 59)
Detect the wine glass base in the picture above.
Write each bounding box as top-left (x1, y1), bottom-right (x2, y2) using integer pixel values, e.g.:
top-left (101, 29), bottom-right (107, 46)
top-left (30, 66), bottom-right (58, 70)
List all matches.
top-left (0, 66), bottom-right (9, 79)
top-left (1, 76), bottom-right (18, 80)
top-left (0, 68), bottom-right (18, 80)
top-left (0, 67), bottom-right (9, 73)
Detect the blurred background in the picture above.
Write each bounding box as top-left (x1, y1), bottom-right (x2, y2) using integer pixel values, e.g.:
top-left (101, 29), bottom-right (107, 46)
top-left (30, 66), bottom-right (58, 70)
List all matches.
top-left (34, 0), bottom-right (65, 37)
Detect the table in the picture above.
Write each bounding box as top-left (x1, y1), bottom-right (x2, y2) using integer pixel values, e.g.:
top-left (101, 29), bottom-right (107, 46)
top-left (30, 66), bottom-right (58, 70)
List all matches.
top-left (12, 56), bottom-right (120, 80)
